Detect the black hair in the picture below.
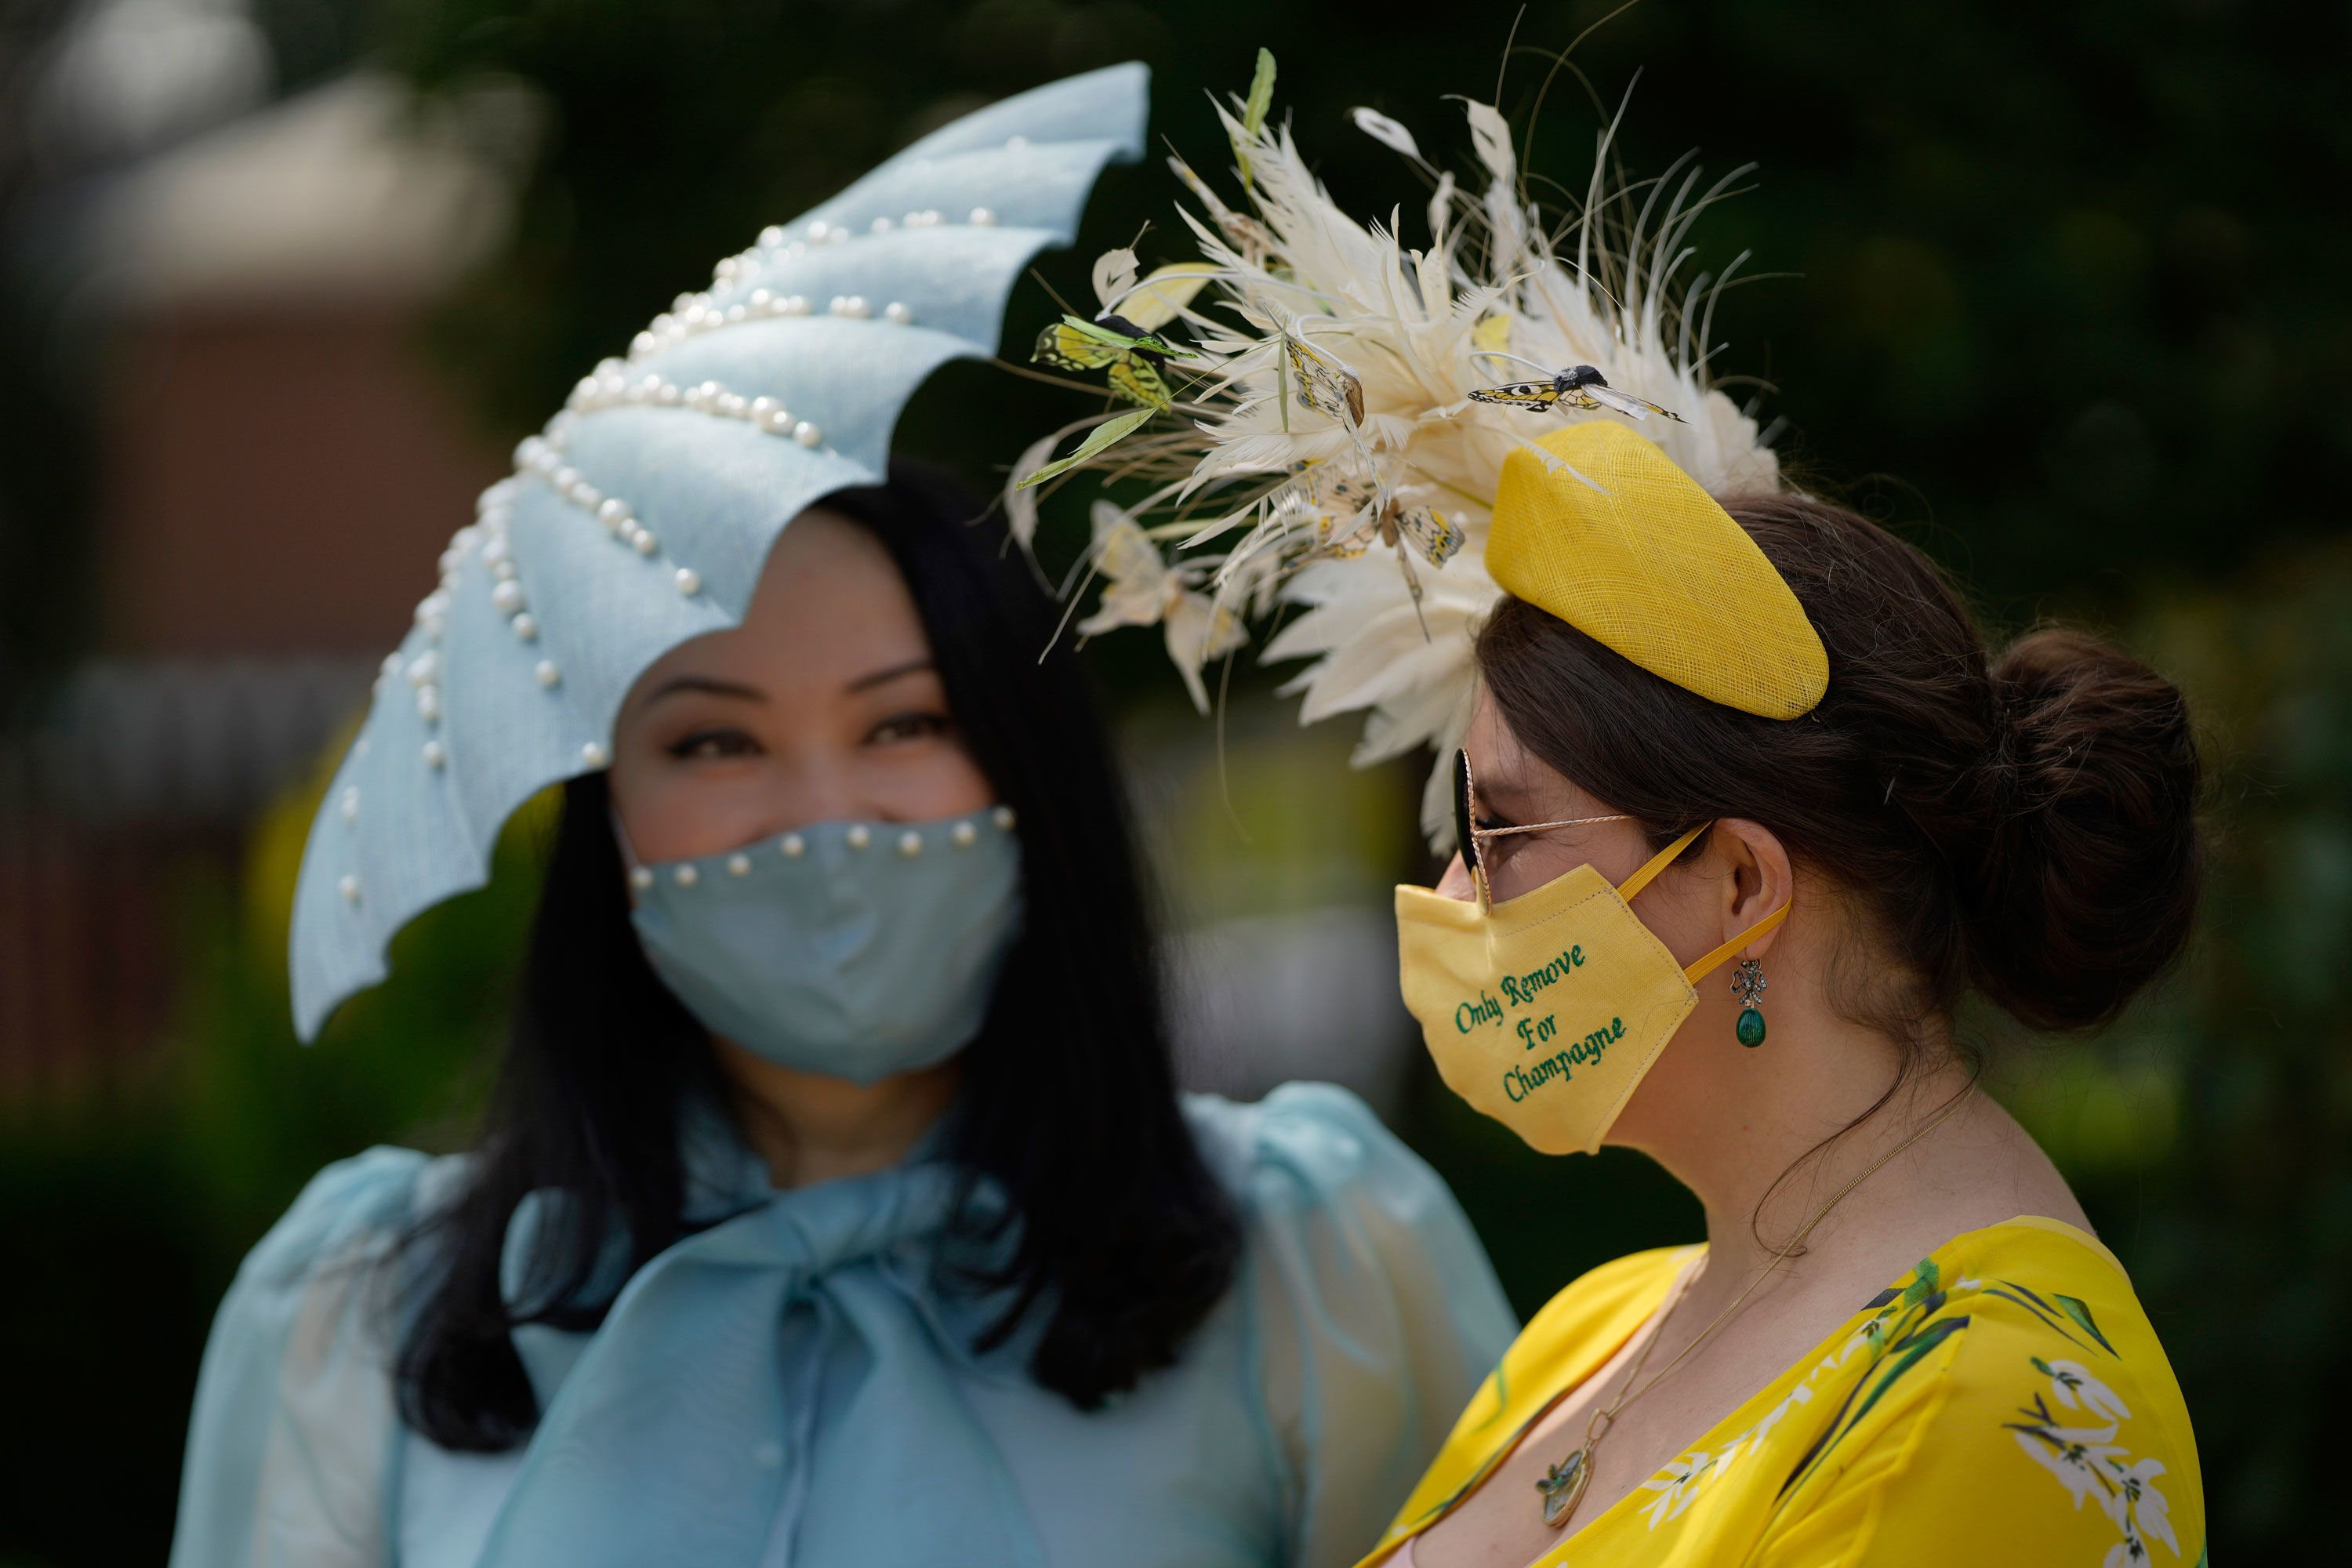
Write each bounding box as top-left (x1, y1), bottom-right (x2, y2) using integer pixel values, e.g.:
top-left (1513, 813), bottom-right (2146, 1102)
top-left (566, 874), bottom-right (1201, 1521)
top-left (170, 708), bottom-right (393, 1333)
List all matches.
top-left (1477, 491), bottom-right (2203, 1049)
top-left (1477, 492), bottom-right (2204, 1247)
top-left (394, 461), bottom-right (1241, 1449)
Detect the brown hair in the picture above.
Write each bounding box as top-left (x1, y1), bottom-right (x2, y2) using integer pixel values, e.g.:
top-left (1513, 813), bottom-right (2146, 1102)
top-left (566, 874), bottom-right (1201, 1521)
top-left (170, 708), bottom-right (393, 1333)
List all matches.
top-left (1476, 492), bottom-right (2204, 1051)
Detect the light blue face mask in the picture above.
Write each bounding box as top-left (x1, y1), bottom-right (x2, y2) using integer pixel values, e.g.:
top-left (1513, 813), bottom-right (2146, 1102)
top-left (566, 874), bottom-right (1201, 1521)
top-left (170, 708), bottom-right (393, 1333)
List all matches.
top-left (622, 804), bottom-right (1025, 1083)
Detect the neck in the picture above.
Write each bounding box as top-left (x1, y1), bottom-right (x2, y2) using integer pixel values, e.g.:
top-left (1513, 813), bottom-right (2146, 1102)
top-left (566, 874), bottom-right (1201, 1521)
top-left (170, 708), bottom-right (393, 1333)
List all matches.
top-left (1620, 1000), bottom-right (1982, 1298)
top-left (714, 1041), bottom-right (962, 1189)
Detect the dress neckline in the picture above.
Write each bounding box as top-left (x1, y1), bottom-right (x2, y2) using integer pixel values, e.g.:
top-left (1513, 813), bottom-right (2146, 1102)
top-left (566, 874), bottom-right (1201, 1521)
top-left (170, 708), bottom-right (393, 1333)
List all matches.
top-left (1383, 1213), bottom-right (2120, 1566)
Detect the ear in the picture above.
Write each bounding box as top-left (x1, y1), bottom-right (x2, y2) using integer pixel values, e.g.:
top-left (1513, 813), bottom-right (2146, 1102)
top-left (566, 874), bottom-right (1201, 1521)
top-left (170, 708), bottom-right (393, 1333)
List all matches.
top-left (1707, 818), bottom-right (1792, 959)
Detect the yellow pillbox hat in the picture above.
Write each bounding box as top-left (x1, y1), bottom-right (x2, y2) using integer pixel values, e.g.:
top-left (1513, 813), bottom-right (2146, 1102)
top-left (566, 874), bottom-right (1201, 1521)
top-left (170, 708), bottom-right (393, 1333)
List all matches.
top-left (1486, 421), bottom-right (1828, 719)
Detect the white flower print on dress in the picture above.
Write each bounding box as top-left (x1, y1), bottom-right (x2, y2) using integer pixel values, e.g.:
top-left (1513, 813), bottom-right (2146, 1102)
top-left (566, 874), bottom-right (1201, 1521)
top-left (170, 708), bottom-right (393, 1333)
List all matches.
top-left (2007, 1358), bottom-right (2180, 1566)
top-left (1637, 1381), bottom-right (1815, 1528)
top-left (2038, 1356), bottom-right (2132, 1424)
top-left (1636, 1453), bottom-right (1714, 1527)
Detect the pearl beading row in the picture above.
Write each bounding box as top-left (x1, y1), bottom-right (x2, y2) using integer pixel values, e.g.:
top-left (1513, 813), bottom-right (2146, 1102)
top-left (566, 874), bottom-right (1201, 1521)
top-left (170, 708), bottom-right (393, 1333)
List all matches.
top-left (512, 434), bottom-right (706, 615)
top-left (628, 204), bottom-right (995, 361)
top-left (339, 185), bottom-right (1026, 909)
top-left (626, 806), bottom-right (1018, 890)
top-left (343, 482), bottom-right (618, 907)
top-left (563, 358), bottom-right (827, 449)
top-left (627, 278), bottom-right (924, 362)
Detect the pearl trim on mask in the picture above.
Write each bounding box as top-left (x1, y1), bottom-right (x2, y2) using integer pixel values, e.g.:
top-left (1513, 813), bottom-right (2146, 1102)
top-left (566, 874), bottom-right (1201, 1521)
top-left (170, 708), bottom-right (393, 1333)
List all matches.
top-left (633, 810), bottom-right (1019, 892)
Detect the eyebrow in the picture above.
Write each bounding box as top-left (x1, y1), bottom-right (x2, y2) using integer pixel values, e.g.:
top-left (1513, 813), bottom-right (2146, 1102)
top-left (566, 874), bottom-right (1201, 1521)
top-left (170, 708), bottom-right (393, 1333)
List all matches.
top-left (648, 675), bottom-right (767, 705)
top-left (1475, 765), bottom-right (1539, 812)
top-left (846, 658), bottom-right (935, 695)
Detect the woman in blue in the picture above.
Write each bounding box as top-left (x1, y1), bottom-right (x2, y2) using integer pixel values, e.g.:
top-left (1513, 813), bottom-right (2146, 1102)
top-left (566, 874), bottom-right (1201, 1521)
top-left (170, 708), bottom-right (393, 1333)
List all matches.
top-left (169, 66), bottom-right (1513, 1568)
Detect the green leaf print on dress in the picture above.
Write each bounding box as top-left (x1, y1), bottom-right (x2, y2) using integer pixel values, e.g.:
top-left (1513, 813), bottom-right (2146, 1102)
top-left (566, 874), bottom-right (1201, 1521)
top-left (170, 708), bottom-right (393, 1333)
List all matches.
top-left (1776, 1258), bottom-right (1977, 1501)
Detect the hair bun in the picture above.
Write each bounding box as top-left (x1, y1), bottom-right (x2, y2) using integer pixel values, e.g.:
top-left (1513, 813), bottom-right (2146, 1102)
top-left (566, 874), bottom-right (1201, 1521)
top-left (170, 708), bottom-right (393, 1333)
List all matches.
top-left (1966, 627), bottom-right (2203, 1029)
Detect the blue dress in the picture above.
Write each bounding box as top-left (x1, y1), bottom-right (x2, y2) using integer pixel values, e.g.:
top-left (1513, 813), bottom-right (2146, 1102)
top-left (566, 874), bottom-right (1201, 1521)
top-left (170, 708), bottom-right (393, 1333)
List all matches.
top-left (169, 1083), bottom-right (1516, 1568)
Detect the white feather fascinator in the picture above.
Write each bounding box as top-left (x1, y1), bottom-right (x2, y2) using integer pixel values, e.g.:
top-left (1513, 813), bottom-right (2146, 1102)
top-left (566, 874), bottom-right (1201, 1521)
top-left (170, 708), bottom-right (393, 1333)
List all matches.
top-left (1007, 56), bottom-right (1783, 841)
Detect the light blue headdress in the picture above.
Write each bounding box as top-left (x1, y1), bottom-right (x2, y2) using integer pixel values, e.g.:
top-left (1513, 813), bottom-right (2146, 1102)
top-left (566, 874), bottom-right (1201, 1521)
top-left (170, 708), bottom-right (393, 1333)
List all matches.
top-left (289, 63), bottom-right (1148, 1040)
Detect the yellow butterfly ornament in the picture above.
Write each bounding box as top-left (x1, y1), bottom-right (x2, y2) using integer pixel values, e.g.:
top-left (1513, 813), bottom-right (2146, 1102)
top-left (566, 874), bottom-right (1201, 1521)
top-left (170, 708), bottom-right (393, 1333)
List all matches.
top-left (1075, 502), bottom-right (1247, 713)
top-left (1309, 471), bottom-right (1464, 571)
top-left (1280, 330), bottom-right (1367, 429)
top-left (1467, 361), bottom-right (1687, 423)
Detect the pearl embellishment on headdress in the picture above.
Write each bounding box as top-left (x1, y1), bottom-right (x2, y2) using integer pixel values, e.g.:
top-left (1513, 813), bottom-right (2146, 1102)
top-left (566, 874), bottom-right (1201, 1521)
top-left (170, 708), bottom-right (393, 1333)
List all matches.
top-left (294, 60), bottom-right (1154, 1044)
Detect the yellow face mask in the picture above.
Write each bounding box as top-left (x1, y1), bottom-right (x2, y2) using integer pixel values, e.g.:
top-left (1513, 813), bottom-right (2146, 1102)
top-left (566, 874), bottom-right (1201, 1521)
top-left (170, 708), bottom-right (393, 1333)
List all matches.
top-left (1395, 753), bottom-right (1789, 1156)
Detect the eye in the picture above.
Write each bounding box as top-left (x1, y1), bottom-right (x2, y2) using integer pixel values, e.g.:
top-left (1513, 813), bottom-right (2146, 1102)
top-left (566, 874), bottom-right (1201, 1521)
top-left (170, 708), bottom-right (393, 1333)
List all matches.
top-left (666, 727), bottom-right (760, 760)
top-left (867, 710), bottom-right (955, 746)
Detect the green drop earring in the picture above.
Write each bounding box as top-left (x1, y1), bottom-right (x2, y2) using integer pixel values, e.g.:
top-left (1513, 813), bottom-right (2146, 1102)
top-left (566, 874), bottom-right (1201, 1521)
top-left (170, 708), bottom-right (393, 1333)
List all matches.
top-left (1732, 957), bottom-right (1768, 1047)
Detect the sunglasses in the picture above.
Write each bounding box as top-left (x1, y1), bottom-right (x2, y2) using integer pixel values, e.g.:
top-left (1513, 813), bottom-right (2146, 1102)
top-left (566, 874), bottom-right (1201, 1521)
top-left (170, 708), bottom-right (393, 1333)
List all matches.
top-left (1453, 748), bottom-right (1631, 909)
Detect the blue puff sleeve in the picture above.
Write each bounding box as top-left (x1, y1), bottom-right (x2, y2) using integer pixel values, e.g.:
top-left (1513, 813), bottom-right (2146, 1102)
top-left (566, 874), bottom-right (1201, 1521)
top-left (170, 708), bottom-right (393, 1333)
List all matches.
top-left (1189, 1083), bottom-right (1518, 1568)
top-left (169, 1146), bottom-right (445, 1568)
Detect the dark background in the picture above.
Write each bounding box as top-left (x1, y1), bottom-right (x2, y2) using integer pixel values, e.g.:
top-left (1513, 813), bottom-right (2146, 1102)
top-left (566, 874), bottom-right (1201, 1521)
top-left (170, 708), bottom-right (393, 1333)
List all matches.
top-left (3, 2), bottom-right (2347, 1563)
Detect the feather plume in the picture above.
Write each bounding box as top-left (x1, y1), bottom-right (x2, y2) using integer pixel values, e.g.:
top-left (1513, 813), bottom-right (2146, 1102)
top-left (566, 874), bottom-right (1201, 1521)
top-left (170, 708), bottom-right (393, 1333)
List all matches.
top-left (1350, 107), bottom-right (1425, 163)
top-left (1004, 56), bottom-right (1779, 843)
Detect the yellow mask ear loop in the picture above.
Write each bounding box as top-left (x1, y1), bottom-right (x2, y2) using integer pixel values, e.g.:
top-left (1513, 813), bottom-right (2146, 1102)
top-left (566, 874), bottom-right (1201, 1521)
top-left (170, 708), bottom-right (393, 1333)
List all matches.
top-left (1613, 823), bottom-right (1794, 986)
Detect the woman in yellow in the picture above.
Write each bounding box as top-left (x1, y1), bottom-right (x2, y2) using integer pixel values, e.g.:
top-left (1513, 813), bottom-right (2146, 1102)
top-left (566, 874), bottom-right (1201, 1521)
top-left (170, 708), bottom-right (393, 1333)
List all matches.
top-left (1366, 447), bottom-right (2208, 1567)
top-left (996, 56), bottom-right (2207, 1568)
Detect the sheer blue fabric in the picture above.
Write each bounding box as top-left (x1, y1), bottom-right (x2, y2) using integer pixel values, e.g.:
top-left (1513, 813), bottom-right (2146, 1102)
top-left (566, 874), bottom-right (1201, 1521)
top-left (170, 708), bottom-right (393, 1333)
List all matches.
top-left (169, 1084), bottom-right (1515, 1568)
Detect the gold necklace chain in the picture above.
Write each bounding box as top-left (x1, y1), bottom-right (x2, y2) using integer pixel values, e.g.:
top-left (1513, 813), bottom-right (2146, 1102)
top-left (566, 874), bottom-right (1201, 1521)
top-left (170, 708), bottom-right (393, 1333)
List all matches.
top-left (1534, 1086), bottom-right (1977, 1531)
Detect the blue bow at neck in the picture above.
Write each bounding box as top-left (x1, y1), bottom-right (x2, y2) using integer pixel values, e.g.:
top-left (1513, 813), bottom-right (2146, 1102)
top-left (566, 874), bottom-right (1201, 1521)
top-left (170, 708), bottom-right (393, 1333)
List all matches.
top-left (479, 1129), bottom-right (1043, 1568)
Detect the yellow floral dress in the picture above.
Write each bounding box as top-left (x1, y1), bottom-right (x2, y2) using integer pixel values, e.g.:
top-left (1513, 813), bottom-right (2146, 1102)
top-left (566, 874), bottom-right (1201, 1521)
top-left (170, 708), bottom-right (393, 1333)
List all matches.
top-left (1358, 1218), bottom-right (2203, 1568)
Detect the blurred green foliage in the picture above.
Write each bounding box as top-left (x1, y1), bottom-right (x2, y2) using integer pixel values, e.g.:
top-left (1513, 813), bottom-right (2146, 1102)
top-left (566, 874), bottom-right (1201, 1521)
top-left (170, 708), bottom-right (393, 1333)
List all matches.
top-left (3, 2), bottom-right (2348, 1565)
